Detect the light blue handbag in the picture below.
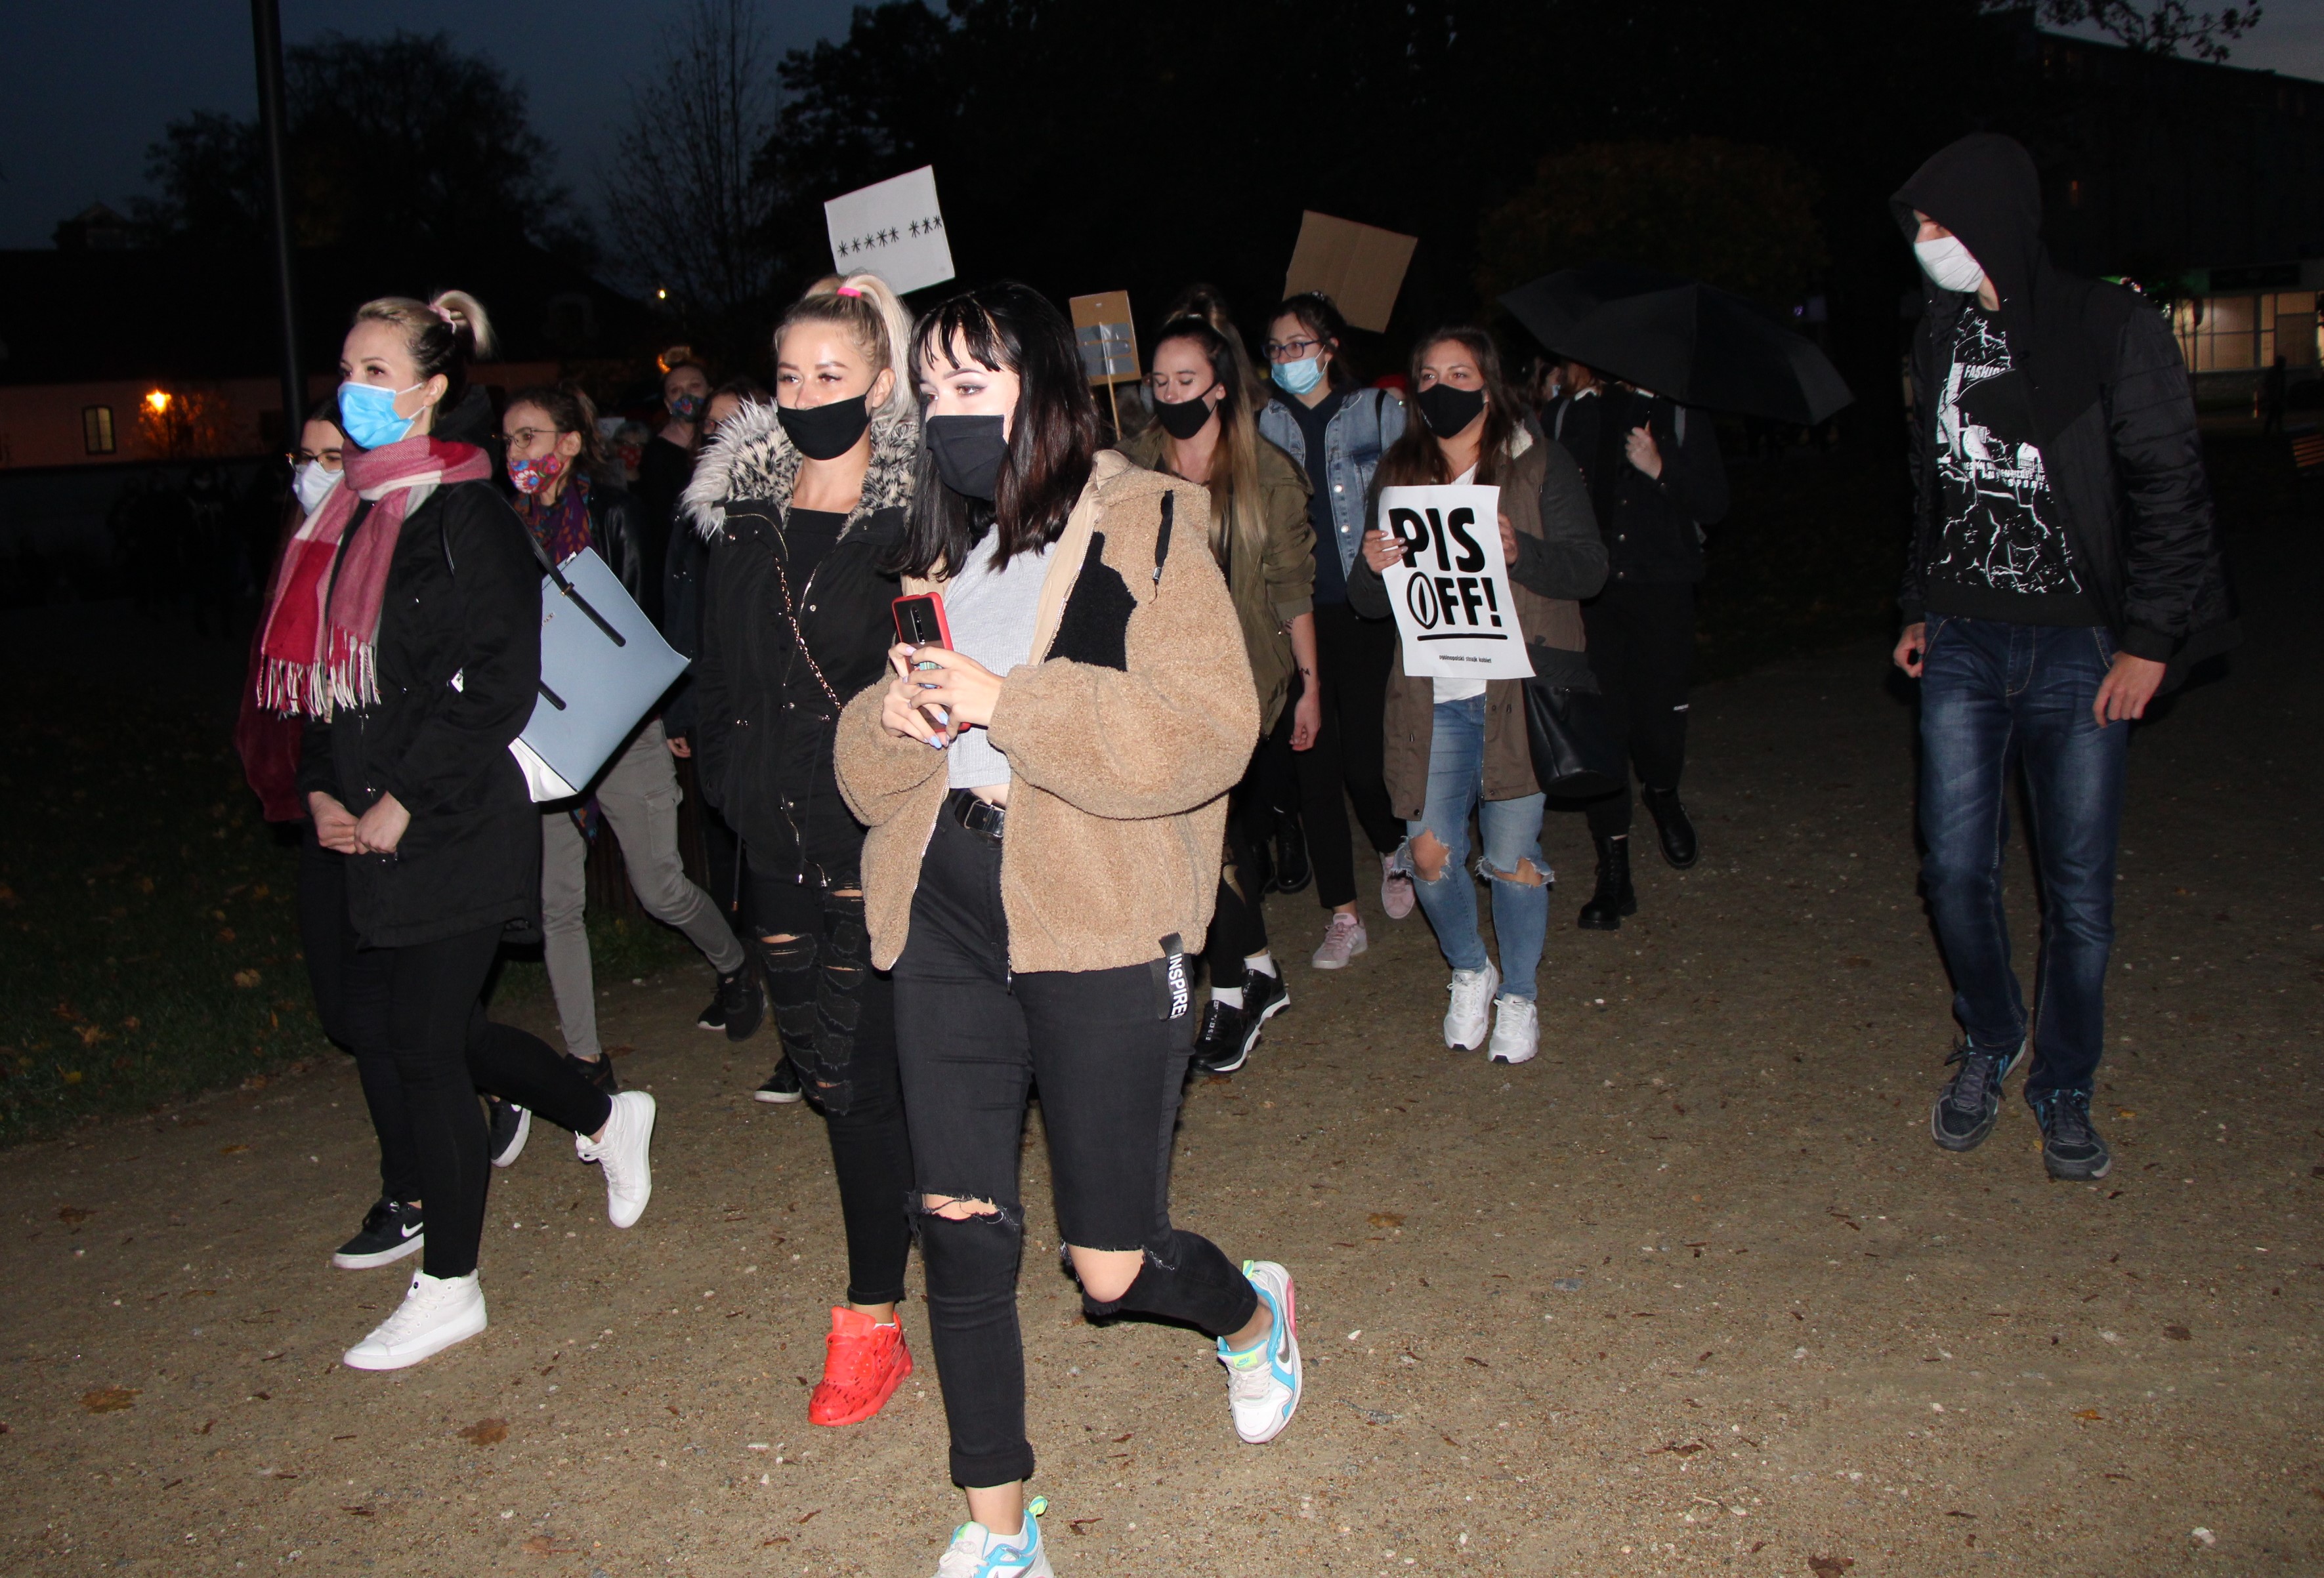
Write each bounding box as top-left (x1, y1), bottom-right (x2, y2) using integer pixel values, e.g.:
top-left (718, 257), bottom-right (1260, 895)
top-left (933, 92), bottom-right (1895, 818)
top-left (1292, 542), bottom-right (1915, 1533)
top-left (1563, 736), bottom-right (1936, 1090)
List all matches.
top-left (511, 545), bottom-right (687, 801)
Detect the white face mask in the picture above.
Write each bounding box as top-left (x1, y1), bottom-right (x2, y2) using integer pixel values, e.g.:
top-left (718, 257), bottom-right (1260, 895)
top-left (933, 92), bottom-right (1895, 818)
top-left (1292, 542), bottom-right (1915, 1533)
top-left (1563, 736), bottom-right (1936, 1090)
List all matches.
top-left (1913, 235), bottom-right (1987, 296)
top-left (292, 459), bottom-right (341, 516)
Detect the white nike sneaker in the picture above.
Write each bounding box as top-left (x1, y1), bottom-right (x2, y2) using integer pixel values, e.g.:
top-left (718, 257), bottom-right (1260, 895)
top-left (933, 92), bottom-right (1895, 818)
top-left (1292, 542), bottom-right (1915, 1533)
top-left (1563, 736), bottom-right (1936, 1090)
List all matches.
top-left (933, 1496), bottom-right (1055, 1577)
top-left (342, 1268), bottom-right (486, 1371)
top-left (1487, 993), bottom-right (1539, 1064)
top-left (576, 1090), bottom-right (656, 1228)
top-left (1443, 963), bottom-right (1500, 1050)
top-left (1218, 1260), bottom-right (1303, 1445)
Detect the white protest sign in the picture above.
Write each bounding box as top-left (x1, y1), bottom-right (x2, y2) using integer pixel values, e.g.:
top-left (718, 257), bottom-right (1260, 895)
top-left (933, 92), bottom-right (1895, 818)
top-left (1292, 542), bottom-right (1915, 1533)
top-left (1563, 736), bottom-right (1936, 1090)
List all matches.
top-left (1377, 484), bottom-right (1535, 680)
top-left (824, 165), bottom-right (955, 295)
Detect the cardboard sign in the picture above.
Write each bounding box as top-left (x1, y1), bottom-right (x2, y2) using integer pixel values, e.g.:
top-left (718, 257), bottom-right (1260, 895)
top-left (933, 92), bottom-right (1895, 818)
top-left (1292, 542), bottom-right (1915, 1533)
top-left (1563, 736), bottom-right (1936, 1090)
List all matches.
top-left (1069, 291), bottom-right (1140, 386)
top-left (824, 166), bottom-right (955, 296)
top-left (1376, 484), bottom-right (1534, 680)
top-left (1284, 211), bottom-right (1418, 333)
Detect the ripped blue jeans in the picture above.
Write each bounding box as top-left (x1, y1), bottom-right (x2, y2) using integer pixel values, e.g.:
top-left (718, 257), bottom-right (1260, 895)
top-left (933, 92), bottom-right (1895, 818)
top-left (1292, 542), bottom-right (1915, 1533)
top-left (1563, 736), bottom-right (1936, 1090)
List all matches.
top-left (1405, 694), bottom-right (1550, 1001)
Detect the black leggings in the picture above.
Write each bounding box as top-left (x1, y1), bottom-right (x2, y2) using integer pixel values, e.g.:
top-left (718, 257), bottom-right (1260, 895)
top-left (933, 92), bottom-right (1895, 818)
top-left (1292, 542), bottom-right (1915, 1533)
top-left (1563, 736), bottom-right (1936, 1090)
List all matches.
top-left (302, 839), bottom-right (614, 1274)
top-left (1285, 603), bottom-right (1403, 907)
top-left (747, 862), bottom-right (914, 1309)
top-left (1205, 754), bottom-right (1270, 991)
top-left (1577, 581), bottom-right (1695, 838)
top-left (895, 804), bottom-right (1259, 1488)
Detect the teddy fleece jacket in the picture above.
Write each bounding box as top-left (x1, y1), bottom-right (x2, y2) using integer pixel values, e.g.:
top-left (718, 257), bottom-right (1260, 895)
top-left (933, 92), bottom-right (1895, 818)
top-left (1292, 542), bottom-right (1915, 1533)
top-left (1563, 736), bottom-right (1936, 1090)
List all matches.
top-left (834, 451), bottom-right (1258, 974)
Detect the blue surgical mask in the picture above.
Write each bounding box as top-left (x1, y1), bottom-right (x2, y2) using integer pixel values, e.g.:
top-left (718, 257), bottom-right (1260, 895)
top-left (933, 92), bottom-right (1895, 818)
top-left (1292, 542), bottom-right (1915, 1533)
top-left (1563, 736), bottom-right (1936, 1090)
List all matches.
top-left (1271, 356), bottom-right (1324, 397)
top-left (339, 380), bottom-right (424, 450)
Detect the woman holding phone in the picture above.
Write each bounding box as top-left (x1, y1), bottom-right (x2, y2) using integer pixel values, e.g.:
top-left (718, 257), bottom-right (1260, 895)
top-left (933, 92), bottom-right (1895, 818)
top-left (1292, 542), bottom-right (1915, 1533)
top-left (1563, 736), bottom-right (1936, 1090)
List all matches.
top-left (1123, 313), bottom-right (1316, 1075)
top-left (1347, 326), bottom-right (1604, 1067)
top-left (835, 281), bottom-right (1303, 1576)
top-left (685, 274), bottom-right (923, 1428)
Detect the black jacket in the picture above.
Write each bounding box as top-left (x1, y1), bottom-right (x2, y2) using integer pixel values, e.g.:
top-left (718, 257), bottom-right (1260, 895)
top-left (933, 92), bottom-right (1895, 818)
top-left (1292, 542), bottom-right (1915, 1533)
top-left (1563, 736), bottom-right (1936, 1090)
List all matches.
top-left (1893, 134), bottom-right (2235, 671)
top-left (582, 484), bottom-right (648, 602)
top-left (660, 499), bottom-right (711, 741)
top-left (297, 476), bottom-right (541, 948)
top-left (685, 402), bottom-right (916, 888)
top-left (1550, 388), bottom-right (1729, 585)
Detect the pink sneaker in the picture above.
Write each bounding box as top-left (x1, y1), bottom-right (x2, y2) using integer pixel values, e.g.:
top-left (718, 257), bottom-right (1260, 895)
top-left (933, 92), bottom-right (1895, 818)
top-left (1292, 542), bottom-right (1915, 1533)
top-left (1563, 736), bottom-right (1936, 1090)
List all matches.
top-left (1310, 911), bottom-right (1368, 970)
top-left (1380, 848), bottom-right (1416, 921)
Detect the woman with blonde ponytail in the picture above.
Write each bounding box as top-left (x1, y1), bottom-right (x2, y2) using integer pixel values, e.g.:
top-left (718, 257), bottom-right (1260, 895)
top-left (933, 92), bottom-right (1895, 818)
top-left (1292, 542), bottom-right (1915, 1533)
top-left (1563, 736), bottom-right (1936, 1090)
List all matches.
top-left (1123, 312), bottom-right (1318, 1075)
top-left (264, 291), bottom-right (658, 1373)
top-left (683, 272), bottom-right (924, 1427)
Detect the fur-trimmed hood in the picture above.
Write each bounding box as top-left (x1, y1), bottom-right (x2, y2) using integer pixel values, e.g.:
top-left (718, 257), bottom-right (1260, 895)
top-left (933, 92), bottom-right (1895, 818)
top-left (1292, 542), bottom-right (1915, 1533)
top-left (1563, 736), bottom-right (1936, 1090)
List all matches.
top-left (681, 400), bottom-right (918, 541)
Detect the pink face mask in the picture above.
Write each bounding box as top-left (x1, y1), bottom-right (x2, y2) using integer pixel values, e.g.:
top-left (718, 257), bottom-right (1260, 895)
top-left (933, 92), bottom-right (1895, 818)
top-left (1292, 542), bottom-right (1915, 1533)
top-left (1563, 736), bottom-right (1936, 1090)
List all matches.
top-left (507, 450), bottom-right (566, 495)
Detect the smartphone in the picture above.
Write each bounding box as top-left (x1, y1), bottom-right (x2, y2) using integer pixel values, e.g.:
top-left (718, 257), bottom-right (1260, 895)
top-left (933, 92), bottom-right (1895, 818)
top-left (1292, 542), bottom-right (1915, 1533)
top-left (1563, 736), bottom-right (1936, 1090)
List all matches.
top-left (891, 592), bottom-right (954, 732)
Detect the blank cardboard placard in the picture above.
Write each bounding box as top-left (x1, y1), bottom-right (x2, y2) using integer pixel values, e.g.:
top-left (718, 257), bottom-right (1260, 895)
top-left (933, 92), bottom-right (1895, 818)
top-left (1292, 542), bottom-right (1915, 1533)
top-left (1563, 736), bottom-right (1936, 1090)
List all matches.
top-left (1284, 211), bottom-right (1418, 333)
top-left (824, 166), bottom-right (956, 296)
top-left (1069, 291), bottom-right (1140, 386)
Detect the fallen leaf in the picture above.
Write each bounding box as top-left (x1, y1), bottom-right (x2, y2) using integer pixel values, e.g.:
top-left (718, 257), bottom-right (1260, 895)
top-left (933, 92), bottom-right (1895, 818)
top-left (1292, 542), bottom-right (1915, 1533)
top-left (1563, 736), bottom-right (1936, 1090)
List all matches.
top-left (2075, 1409), bottom-right (2104, 1421)
top-left (796, 1508), bottom-right (822, 1525)
top-left (1068, 1518), bottom-right (1103, 1535)
top-left (1809, 1559), bottom-right (1855, 1577)
top-left (219, 1144), bottom-right (249, 1155)
top-left (341, 1505), bottom-right (373, 1518)
top-left (81, 1386), bottom-right (139, 1413)
top-left (2163, 1324), bottom-right (2191, 1341)
top-left (520, 1535), bottom-right (580, 1554)
top-left (57, 1207), bottom-right (91, 1225)
top-left (1654, 1441), bottom-right (1706, 1456)
top-left (457, 1418), bottom-right (509, 1445)
top-left (232, 968), bottom-right (261, 989)
top-left (1366, 1213), bottom-right (1404, 1228)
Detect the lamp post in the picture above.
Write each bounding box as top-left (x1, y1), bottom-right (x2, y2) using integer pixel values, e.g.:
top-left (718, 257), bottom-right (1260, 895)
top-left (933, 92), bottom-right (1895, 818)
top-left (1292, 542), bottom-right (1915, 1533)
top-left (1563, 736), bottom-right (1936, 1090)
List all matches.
top-left (251, 0), bottom-right (302, 446)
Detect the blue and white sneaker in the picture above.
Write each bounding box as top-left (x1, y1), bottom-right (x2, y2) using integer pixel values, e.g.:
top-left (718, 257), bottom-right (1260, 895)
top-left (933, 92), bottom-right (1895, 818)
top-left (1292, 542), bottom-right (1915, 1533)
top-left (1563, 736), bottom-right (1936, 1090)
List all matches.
top-left (933, 1495), bottom-right (1054, 1577)
top-left (1219, 1260), bottom-right (1302, 1443)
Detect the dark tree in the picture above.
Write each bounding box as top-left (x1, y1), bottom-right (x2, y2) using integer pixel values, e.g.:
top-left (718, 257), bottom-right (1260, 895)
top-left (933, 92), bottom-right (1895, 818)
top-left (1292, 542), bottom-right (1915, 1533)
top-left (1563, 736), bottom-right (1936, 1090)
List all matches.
top-left (138, 31), bottom-right (590, 261)
top-left (2017, 1), bottom-right (2262, 63)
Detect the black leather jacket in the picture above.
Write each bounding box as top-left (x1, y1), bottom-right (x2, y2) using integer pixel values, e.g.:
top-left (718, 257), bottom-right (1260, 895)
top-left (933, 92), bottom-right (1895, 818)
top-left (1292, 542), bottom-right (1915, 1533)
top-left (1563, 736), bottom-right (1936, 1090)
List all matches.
top-left (583, 485), bottom-right (648, 600)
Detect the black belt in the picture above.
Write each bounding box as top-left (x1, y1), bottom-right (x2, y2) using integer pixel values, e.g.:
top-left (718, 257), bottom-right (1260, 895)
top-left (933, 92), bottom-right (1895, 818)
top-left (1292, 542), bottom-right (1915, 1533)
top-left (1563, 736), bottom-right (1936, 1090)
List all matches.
top-left (948, 789), bottom-right (1007, 842)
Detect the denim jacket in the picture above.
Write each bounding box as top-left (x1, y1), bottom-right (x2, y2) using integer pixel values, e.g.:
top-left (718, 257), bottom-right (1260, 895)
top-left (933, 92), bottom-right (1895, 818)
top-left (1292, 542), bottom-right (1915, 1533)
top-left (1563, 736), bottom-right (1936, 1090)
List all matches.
top-left (1257, 384), bottom-right (1407, 579)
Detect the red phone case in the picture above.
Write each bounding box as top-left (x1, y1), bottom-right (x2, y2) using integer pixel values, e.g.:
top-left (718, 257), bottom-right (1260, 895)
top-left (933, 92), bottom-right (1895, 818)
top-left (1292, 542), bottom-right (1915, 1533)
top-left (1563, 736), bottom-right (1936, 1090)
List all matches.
top-left (891, 591), bottom-right (953, 651)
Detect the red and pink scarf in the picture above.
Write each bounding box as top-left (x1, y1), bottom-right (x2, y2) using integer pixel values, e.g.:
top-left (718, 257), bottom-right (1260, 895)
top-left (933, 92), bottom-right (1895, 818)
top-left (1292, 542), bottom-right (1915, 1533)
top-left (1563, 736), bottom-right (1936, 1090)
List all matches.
top-left (256, 434), bottom-right (492, 717)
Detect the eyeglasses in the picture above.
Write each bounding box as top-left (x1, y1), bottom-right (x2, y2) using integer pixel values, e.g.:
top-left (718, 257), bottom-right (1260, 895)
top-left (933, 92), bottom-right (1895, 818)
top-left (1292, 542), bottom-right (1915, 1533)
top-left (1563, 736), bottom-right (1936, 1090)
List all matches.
top-left (503, 427), bottom-right (566, 449)
top-left (285, 450), bottom-right (342, 467)
top-left (1261, 337), bottom-right (1324, 362)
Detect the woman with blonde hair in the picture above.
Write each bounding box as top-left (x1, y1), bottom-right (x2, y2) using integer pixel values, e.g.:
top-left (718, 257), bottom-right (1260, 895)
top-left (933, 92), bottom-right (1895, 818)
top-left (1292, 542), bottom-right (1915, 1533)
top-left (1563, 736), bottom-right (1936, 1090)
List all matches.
top-left (264, 291), bottom-right (655, 1370)
top-left (684, 272), bottom-right (925, 1426)
top-left (1123, 312), bottom-right (1317, 1074)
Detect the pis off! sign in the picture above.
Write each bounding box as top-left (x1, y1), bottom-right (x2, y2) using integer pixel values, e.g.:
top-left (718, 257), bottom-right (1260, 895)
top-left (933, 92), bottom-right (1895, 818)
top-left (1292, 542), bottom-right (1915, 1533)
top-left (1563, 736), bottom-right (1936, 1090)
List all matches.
top-left (1376, 484), bottom-right (1536, 680)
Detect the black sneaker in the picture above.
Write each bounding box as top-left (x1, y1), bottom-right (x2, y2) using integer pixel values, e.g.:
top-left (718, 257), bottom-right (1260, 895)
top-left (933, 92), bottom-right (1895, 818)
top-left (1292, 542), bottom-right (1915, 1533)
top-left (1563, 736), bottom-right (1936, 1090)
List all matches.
top-left (570, 1053), bottom-right (621, 1096)
top-left (1929, 1039), bottom-right (2024, 1152)
top-left (331, 1197), bottom-right (425, 1270)
top-left (717, 963), bottom-right (766, 1043)
top-left (1193, 999), bottom-right (1253, 1075)
top-left (1242, 967), bottom-right (1290, 1040)
top-left (696, 994), bottom-right (727, 1031)
top-left (2031, 1089), bottom-right (2112, 1180)
top-left (754, 1058), bottom-right (804, 1104)
top-left (487, 1096), bottom-right (531, 1169)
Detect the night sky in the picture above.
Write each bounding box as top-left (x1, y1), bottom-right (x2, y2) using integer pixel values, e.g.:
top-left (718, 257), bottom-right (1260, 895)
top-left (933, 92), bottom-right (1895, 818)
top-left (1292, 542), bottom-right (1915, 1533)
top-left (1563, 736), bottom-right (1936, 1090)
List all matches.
top-left (7, 0), bottom-right (2324, 251)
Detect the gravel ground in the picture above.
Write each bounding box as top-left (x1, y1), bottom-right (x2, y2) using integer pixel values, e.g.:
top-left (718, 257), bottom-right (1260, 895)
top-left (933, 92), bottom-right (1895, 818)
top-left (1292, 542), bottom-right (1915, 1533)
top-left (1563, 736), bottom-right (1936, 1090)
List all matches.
top-left (4, 508), bottom-right (2317, 1577)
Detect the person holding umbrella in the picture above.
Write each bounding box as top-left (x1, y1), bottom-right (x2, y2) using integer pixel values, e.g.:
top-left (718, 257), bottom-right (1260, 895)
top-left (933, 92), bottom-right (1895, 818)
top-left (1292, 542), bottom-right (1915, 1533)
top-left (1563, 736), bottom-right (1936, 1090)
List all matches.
top-left (1891, 134), bottom-right (2233, 1182)
top-left (1548, 362), bottom-right (1727, 928)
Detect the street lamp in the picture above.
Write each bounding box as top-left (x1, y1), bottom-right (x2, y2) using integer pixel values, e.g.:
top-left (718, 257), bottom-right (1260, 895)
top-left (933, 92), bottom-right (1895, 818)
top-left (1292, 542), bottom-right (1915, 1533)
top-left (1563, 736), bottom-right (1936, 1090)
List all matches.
top-left (144, 390), bottom-right (173, 415)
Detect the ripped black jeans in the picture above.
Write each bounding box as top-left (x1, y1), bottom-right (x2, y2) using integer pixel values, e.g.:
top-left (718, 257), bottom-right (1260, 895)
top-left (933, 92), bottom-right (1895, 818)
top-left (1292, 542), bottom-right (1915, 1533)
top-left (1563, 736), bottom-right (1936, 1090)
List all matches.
top-left (895, 806), bottom-right (1259, 1488)
top-left (747, 863), bottom-right (914, 1308)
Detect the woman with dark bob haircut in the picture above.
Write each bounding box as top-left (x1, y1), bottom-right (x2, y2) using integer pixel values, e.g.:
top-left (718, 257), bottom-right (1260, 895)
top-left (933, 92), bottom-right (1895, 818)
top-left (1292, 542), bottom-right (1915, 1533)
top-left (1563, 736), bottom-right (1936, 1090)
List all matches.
top-left (834, 281), bottom-right (1304, 1575)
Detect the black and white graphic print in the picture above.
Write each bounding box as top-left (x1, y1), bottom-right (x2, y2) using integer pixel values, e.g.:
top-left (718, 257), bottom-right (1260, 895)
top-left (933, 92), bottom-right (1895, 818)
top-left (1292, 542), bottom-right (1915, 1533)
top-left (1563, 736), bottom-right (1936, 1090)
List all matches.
top-left (1930, 311), bottom-right (2079, 597)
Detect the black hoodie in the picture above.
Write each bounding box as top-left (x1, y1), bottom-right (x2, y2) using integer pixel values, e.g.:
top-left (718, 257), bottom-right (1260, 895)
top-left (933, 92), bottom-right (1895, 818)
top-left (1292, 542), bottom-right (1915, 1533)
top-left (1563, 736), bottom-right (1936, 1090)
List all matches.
top-left (1892, 134), bottom-right (2235, 671)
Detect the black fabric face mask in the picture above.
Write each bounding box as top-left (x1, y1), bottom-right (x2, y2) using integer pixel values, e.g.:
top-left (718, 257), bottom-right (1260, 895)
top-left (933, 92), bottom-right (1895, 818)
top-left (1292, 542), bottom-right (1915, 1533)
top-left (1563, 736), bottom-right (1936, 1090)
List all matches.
top-left (777, 394), bottom-right (872, 461)
top-left (1153, 393), bottom-right (1217, 442)
top-left (924, 413), bottom-right (1009, 500)
top-left (1415, 382), bottom-right (1487, 438)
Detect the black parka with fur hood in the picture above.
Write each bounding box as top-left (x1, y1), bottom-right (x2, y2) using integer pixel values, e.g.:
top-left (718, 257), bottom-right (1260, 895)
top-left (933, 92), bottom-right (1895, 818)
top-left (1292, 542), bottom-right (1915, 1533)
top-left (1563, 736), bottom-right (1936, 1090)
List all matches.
top-left (684, 403), bottom-right (915, 889)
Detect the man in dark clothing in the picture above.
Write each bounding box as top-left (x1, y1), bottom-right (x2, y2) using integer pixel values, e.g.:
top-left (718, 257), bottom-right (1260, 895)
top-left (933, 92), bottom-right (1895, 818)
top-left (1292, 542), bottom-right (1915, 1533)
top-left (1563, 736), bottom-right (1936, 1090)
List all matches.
top-left (1891, 133), bottom-right (2235, 1182)
top-left (1550, 363), bottom-right (1729, 929)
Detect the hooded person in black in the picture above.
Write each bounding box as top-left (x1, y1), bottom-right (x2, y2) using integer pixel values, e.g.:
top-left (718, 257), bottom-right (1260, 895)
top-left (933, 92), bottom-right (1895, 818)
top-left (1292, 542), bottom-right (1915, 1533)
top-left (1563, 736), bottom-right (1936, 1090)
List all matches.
top-left (1890, 133), bottom-right (2233, 1185)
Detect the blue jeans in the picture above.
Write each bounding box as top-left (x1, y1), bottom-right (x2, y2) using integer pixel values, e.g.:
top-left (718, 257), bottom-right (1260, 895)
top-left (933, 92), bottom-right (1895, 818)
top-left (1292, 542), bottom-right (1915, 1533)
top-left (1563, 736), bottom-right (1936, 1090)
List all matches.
top-left (1405, 696), bottom-right (1550, 1001)
top-left (1918, 615), bottom-right (2130, 1098)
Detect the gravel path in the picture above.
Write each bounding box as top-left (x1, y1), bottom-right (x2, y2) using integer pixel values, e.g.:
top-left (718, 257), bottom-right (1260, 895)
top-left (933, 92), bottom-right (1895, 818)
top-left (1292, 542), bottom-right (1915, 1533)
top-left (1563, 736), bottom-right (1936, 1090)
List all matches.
top-left (5, 508), bottom-right (2316, 1577)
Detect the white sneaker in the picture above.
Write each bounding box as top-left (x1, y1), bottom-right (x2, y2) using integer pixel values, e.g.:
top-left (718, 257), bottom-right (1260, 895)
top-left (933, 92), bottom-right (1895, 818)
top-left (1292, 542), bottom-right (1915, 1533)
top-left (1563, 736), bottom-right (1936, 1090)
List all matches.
top-left (342, 1268), bottom-right (486, 1371)
top-left (1218, 1260), bottom-right (1302, 1444)
top-left (1443, 963), bottom-right (1500, 1050)
top-left (576, 1090), bottom-right (656, 1228)
top-left (933, 1495), bottom-right (1055, 1577)
top-left (1380, 846), bottom-right (1416, 920)
top-left (1487, 993), bottom-right (1539, 1064)
top-left (1309, 911), bottom-right (1368, 970)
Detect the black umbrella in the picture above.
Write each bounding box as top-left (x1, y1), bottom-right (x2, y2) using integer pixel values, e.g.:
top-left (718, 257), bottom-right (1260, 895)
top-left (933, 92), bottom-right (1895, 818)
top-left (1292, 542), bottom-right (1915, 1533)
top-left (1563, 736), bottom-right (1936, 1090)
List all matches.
top-left (1500, 268), bottom-right (1854, 426)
